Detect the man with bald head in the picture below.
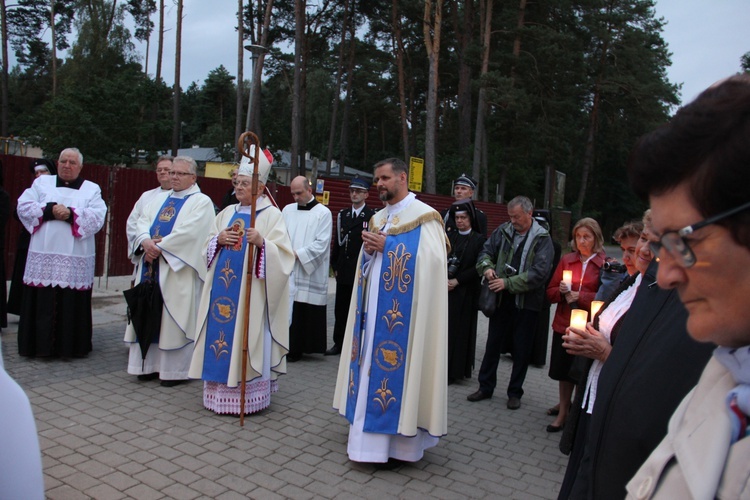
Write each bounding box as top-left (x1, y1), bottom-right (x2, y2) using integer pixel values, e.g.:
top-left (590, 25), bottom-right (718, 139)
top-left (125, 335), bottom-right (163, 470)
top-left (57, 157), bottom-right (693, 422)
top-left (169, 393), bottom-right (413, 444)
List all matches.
top-left (282, 176), bottom-right (332, 361)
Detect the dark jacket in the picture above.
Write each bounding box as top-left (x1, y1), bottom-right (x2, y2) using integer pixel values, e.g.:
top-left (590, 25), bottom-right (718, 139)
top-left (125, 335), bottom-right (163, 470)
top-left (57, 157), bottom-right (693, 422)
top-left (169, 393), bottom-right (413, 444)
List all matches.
top-left (476, 219), bottom-right (554, 312)
top-left (569, 260), bottom-right (714, 499)
top-left (331, 204), bottom-right (377, 285)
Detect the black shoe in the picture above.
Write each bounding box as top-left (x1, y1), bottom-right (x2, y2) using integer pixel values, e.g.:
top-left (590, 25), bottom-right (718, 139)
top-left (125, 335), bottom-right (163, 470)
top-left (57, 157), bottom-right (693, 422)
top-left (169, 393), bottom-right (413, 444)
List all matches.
top-left (325, 345), bottom-right (342, 356)
top-left (467, 390), bottom-right (491, 402)
top-left (373, 458), bottom-right (407, 470)
top-left (546, 424), bottom-right (563, 433)
top-left (507, 397), bottom-right (521, 410)
top-left (160, 379), bottom-right (185, 387)
top-left (137, 373), bottom-right (159, 381)
top-left (287, 353), bottom-right (302, 363)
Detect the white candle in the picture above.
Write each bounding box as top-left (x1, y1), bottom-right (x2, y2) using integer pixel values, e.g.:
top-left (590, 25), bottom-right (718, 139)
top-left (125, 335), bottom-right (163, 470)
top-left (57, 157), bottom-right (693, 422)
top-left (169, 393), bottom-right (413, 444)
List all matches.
top-left (570, 309), bottom-right (588, 332)
top-left (562, 270), bottom-right (573, 288)
top-left (590, 300), bottom-right (604, 318)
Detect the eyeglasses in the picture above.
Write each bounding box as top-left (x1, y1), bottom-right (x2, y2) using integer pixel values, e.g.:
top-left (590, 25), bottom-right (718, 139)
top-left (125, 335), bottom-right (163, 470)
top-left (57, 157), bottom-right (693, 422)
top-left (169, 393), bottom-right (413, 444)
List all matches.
top-left (236, 180), bottom-right (253, 188)
top-left (649, 200), bottom-right (750, 268)
top-left (155, 168), bottom-right (171, 173)
top-left (169, 171), bottom-right (194, 177)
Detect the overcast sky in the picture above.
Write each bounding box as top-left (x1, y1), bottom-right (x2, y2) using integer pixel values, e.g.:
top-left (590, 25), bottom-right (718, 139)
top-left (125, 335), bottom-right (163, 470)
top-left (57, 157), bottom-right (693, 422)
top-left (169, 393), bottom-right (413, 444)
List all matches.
top-left (10, 0), bottom-right (750, 106)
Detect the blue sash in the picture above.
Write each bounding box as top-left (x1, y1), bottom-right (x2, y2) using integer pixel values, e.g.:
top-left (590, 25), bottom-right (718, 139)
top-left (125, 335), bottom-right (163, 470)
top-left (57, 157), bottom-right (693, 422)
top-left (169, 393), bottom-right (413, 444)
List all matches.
top-left (346, 226), bottom-right (421, 434)
top-left (201, 212), bottom-right (253, 383)
top-left (139, 195), bottom-right (191, 283)
top-left (137, 195), bottom-right (191, 346)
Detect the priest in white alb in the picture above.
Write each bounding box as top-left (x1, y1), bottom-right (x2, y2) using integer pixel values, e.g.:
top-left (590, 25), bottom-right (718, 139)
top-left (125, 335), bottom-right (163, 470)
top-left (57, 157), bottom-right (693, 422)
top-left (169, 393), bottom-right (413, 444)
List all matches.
top-left (125, 156), bottom-right (215, 387)
top-left (189, 149), bottom-right (294, 414)
top-left (282, 176), bottom-right (332, 361)
top-left (125, 155), bottom-right (173, 274)
top-left (333, 157), bottom-right (449, 469)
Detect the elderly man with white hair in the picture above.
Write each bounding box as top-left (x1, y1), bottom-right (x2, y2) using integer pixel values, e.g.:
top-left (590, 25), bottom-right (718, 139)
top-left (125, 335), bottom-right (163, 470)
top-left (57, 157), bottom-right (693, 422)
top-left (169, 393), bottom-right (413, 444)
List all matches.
top-left (125, 155), bottom-right (215, 386)
top-left (189, 148), bottom-right (294, 415)
top-left (17, 147), bottom-right (106, 358)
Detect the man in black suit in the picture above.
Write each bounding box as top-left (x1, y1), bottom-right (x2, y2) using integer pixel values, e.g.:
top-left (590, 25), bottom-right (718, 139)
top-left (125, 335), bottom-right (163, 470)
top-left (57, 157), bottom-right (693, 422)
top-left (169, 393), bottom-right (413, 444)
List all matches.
top-left (326, 177), bottom-right (377, 355)
top-left (561, 259), bottom-right (714, 499)
top-left (443, 173), bottom-right (488, 237)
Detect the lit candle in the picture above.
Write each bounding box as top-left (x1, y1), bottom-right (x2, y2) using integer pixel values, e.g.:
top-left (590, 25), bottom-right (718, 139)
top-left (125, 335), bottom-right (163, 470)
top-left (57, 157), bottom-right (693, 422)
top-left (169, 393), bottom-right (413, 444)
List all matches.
top-left (562, 270), bottom-right (573, 288)
top-left (570, 309), bottom-right (588, 332)
top-left (590, 300), bottom-right (604, 318)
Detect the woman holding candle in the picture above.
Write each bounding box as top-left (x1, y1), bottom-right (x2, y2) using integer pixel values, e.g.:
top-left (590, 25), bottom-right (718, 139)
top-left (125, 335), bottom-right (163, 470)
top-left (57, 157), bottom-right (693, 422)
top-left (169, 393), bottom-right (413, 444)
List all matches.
top-left (556, 212), bottom-right (656, 498)
top-left (545, 218), bottom-right (606, 432)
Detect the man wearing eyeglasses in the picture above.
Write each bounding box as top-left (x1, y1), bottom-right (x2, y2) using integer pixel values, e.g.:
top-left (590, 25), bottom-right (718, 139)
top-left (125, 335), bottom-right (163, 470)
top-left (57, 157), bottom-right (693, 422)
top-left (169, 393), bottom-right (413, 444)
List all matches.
top-left (126, 155), bottom-right (174, 277)
top-left (125, 156), bottom-right (215, 387)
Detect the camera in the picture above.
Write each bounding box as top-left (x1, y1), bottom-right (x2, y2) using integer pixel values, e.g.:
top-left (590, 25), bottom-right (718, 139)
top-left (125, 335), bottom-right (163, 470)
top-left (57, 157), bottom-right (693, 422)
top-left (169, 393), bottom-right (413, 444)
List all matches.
top-left (503, 263), bottom-right (518, 276)
top-left (603, 261), bottom-right (627, 273)
top-left (447, 255), bottom-right (460, 278)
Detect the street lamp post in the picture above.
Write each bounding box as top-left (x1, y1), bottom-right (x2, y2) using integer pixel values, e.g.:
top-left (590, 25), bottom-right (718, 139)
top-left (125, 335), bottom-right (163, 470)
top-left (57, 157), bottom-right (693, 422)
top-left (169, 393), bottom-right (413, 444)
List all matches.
top-left (244, 44), bottom-right (269, 133)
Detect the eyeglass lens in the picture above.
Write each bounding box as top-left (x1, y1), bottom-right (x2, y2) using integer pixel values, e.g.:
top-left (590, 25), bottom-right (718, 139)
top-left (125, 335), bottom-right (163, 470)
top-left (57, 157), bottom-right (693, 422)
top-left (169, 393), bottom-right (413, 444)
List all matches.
top-left (656, 232), bottom-right (697, 268)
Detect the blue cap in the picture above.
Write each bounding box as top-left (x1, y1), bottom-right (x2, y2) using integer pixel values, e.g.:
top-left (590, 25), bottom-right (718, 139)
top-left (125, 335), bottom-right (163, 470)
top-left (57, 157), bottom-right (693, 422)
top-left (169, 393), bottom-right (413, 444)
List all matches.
top-left (349, 177), bottom-right (370, 191)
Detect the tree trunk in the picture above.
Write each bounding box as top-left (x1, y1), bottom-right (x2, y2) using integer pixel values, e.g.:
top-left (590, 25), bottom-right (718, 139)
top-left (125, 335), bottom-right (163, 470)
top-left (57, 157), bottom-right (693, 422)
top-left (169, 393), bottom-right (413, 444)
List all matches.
top-left (472, 0), bottom-right (493, 190)
top-left (575, 20), bottom-right (611, 220)
top-left (422, 0), bottom-right (443, 194)
top-left (576, 81), bottom-right (602, 220)
top-left (171, 0), bottom-right (183, 156)
top-left (392, 0), bottom-right (409, 160)
top-left (510, 0), bottom-right (527, 84)
top-left (325, 0), bottom-right (350, 176)
top-left (50, 0), bottom-right (57, 97)
top-left (450, 0), bottom-right (475, 161)
top-left (156, 0), bottom-right (164, 82)
top-left (234, 0), bottom-right (244, 160)
top-left (290, 0), bottom-right (304, 177)
top-left (0, 0), bottom-right (8, 136)
top-left (249, 0), bottom-right (274, 136)
top-left (338, 9), bottom-right (356, 172)
top-left (494, 0), bottom-right (526, 201)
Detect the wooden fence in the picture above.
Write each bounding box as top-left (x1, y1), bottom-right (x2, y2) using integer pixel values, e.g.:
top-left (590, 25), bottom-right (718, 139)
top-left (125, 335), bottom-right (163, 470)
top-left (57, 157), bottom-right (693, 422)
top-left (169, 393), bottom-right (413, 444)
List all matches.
top-left (1, 154), bottom-right (519, 279)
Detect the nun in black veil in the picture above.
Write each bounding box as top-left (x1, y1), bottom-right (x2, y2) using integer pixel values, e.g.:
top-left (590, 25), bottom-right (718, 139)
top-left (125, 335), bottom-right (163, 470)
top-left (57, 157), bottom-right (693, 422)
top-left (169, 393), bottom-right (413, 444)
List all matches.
top-left (7, 159), bottom-right (56, 317)
top-left (446, 198), bottom-right (485, 384)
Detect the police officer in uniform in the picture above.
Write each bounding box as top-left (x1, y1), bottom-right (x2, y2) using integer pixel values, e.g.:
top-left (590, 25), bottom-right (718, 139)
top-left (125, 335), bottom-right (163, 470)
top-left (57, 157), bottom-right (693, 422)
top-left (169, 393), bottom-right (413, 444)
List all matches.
top-left (443, 173), bottom-right (488, 237)
top-left (326, 177), bottom-right (377, 355)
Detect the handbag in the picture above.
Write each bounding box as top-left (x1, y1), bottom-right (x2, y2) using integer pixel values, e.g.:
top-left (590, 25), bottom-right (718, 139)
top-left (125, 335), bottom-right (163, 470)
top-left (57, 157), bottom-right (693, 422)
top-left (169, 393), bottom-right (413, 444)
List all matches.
top-left (478, 277), bottom-right (498, 317)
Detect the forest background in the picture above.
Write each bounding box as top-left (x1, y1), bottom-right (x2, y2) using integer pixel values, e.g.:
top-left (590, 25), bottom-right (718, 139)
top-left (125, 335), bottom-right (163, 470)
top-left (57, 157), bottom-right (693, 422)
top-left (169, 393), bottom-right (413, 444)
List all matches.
top-left (1, 0), bottom-right (748, 233)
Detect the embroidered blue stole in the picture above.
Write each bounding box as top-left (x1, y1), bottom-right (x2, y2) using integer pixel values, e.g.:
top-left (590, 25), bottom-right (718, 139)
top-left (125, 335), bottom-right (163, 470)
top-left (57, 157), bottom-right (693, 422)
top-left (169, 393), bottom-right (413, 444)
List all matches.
top-left (201, 212), bottom-right (254, 384)
top-left (137, 195), bottom-right (191, 346)
top-left (140, 195), bottom-right (191, 283)
top-left (346, 225), bottom-right (421, 434)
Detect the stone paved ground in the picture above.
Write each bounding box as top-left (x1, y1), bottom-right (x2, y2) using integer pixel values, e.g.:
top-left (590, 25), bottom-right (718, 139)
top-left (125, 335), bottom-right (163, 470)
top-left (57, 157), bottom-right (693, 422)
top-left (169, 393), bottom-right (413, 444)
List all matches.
top-left (2, 277), bottom-right (569, 499)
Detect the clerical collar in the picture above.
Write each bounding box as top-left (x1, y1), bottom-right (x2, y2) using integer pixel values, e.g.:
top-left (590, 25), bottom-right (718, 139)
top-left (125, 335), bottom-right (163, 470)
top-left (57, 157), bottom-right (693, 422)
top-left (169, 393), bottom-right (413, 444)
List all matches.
top-left (171, 185), bottom-right (195, 199)
top-left (386, 192), bottom-right (415, 217)
top-left (56, 176), bottom-right (83, 190)
top-left (297, 197), bottom-right (319, 211)
top-left (459, 228), bottom-right (472, 236)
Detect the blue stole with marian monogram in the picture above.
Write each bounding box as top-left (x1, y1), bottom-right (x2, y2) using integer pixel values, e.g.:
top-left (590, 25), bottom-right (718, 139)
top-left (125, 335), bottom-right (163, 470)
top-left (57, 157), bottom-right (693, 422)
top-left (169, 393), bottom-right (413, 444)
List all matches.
top-left (346, 225), bottom-right (421, 434)
top-left (201, 211), bottom-right (254, 384)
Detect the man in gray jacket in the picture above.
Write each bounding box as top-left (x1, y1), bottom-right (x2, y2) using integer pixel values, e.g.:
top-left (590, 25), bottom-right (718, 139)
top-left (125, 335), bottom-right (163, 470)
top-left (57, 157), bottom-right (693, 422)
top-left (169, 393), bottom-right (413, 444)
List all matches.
top-left (468, 196), bottom-right (554, 409)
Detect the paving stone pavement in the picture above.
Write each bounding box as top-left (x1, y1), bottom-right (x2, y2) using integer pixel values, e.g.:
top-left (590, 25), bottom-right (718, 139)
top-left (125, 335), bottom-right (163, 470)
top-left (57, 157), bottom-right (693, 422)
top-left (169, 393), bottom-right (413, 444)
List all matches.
top-left (2, 276), bottom-right (569, 499)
